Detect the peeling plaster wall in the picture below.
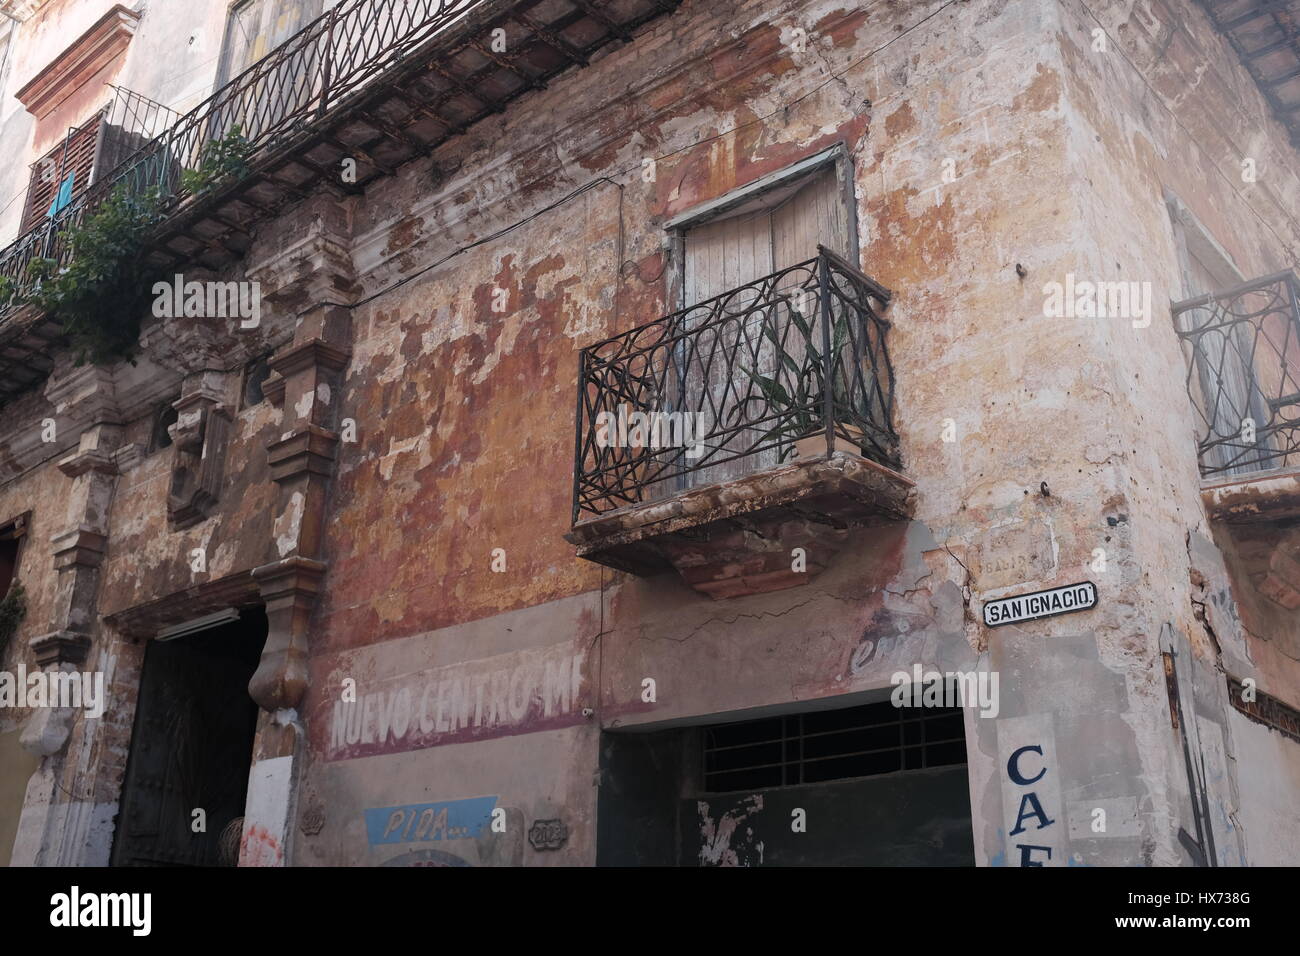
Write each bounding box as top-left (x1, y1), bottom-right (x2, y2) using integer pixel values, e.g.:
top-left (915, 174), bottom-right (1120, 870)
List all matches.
top-left (298, 592), bottom-right (601, 865)
top-left (1050, 0), bottom-right (1300, 866)
top-left (0, 0), bottom-right (231, 243)
top-left (0, 456), bottom-right (67, 860)
top-left (1, 0), bottom-right (1297, 867)
top-left (304, 0), bottom-right (1079, 865)
top-left (297, 0), bottom-right (1299, 866)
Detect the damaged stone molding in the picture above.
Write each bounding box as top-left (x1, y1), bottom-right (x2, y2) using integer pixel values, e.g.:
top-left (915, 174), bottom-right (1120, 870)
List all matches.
top-left (1201, 466), bottom-right (1300, 523)
top-left (1200, 468), bottom-right (1300, 611)
top-left (247, 201), bottom-right (355, 713)
top-left (567, 453), bottom-right (917, 598)
top-left (103, 570), bottom-right (263, 637)
top-left (20, 359), bottom-right (184, 759)
top-left (3, 356), bottom-right (182, 479)
top-left (22, 369), bottom-right (126, 757)
top-left (166, 370), bottom-right (234, 528)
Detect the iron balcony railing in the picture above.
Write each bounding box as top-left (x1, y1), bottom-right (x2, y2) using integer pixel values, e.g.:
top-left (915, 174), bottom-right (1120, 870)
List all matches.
top-left (1173, 271), bottom-right (1300, 477)
top-left (3, 86), bottom-right (180, 294)
top-left (0, 0), bottom-right (482, 311)
top-left (572, 246), bottom-right (899, 521)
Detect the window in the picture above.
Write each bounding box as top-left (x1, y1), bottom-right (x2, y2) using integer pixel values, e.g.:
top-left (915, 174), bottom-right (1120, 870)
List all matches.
top-left (241, 354), bottom-right (272, 409)
top-left (701, 699), bottom-right (966, 793)
top-left (217, 0), bottom-right (325, 85)
top-left (665, 146), bottom-right (859, 488)
top-left (150, 400), bottom-right (180, 454)
top-left (211, 0), bottom-right (330, 149)
top-left (1167, 194), bottom-right (1273, 475)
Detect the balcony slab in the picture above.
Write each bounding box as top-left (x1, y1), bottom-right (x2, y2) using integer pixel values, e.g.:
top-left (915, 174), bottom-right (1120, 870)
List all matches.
top-left (1200, 466), bottom-right (1300, 611)
top-left (1201, 465), bottom-right (1300, 523)
top-left (567, 453), bottom-right (915, 597)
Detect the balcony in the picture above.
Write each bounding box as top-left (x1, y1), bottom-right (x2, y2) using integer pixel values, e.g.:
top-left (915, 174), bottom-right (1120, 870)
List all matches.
top-left (1175, 271), bottom-right (1300, 607)
top-left (0, 0), bottom-right (683, 400)
top-left (566, 247), bottom-right (915, 599)
top-left (1175, 271), bottom-right (1300, 492)
top-left (1196, 0), bottom-right (1300, 147)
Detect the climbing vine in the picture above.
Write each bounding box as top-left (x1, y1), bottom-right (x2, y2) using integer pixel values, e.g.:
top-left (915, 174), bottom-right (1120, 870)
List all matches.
top-left (13, 183), bottom-right (167, 364)
top-left (181, 124), bottom-right (253, 197)
top-left (0, 126), bottom-right (258, 365)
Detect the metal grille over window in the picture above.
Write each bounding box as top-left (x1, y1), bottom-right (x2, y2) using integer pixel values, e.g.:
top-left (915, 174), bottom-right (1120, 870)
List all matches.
top-left (701, 700), bottom-right (966, 793)
top-left (1173, 271), bottom-right (1300, 477)
top-left (573, 247), bottom-right (898, 519)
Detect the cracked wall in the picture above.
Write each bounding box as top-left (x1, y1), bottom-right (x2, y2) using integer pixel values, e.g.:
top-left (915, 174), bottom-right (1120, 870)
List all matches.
top-left (1, 0), bottom-right (1298, 867)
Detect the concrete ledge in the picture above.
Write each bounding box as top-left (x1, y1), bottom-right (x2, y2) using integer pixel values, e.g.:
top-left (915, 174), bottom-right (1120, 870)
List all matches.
top-left (1201, 465), bottom-right (1300, 523)
top-left (566, 453), bottom-right (915, 593)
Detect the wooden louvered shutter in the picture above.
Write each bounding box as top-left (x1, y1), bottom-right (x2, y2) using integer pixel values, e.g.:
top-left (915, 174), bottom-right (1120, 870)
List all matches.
top-left (20, 111), bottom-right (104, 233)
top-left (677, 165), bottom-right (852, 488)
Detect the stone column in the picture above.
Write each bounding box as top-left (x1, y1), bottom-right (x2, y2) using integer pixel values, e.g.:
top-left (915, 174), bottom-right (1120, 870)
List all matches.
top-left (241, 206), bottom-right (355, 866)
top-left (11, 367), bottom-right (123, 865)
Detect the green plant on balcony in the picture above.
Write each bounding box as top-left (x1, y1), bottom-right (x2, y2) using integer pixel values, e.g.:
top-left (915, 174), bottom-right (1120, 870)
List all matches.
top-left (0, 582), bottom-right (26, 655)
top-left (742, 302), bottom-right (859, 460)
top-left (21, 183), bottom-right (166, 364)
top-left (181, 124), bottom-right (253, 198)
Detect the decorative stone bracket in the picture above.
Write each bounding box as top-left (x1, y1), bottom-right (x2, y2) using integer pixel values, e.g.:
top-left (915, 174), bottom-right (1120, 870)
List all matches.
top-left (20, 437), bottom-right (120, 756)
top-left (567, 454), bottom-right (917, 599)
top-left (242, 203), bottom-right (356, 715)
top-left (167, 381), bottom-right (233, 528)
top-left (249, 556), bottom-right (326, 712)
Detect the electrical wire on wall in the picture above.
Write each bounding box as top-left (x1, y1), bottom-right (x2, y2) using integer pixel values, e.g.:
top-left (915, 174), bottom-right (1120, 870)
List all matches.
top-left (346, 0), bottom-right (964, 317)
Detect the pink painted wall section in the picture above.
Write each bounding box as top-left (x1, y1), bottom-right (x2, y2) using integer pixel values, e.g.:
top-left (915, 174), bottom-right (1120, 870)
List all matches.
top-left (306, 589), bottom-right (601, 762)
top-left (319, 640), bottom-right (589, 760)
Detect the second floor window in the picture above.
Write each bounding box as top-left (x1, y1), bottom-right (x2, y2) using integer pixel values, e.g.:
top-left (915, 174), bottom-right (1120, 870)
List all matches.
top-left (671, 153), bottom-right (858, 488)
top-left (218, 0), bottom-right (325, 85)
top-left (21, 111), bottom-right (104, 233)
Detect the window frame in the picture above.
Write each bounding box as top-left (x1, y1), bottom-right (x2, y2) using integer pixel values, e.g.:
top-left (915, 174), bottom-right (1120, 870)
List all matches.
top-left (664, 143), bottom-right (860, 312)
top-left (1166, 191), bottom-right (1276, 476)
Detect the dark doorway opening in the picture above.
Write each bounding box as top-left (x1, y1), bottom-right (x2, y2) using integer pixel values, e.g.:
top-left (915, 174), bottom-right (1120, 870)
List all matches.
top-left (111, 607), bottom-right (266, 867)
top-left (597, 698), bottom-right (976, 866)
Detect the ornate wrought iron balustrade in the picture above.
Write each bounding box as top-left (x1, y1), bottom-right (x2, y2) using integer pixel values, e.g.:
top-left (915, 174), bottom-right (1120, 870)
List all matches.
top-left (2, 86), bottom-right (180, 290)
top-left (1173, 270), bottom-right (1300, 476)
top-left (572, 247), bottom-right (899, 521)
top-left (0, 0), bottom-right (481, 304)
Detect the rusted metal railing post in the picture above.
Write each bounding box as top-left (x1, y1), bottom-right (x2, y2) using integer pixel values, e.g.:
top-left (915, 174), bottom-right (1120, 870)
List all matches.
top-left (818, 248), bottom-right (834, 458)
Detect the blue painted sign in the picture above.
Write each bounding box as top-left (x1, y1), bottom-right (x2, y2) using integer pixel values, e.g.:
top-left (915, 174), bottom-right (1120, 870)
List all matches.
top-left (364, 796), bottom-right (498, 845)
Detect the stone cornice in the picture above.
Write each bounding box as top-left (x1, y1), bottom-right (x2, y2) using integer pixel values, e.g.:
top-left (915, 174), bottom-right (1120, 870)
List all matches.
top-left (247, 222), bottom-right (357, 311)
top-left (15, 5), bottom-right (140, 119)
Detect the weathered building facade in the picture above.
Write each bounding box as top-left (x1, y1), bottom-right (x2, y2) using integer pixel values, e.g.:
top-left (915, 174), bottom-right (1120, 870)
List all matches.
top-left (0, 0), bottom-right (1298, 867)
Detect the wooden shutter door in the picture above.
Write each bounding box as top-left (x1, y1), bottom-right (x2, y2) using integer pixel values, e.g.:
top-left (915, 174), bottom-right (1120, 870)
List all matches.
top-left (771, 165), bottom-right (850, 267)
top-left (20, 114), bottom-right (104, 234)
top-left (677, 165), bottom-right (853, 491)
top-left (679, 211), bottom-right (775, 489)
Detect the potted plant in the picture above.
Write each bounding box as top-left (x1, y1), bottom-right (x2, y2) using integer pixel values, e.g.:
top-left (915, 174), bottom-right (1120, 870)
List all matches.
top-left (742, 300), bottom-right (866, 461)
